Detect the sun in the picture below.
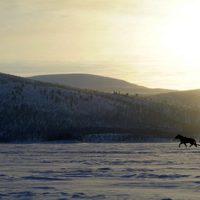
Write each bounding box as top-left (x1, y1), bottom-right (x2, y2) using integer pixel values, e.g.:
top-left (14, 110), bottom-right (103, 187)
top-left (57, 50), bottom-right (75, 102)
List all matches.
top-left (161, 1), bottom-right (200, 67)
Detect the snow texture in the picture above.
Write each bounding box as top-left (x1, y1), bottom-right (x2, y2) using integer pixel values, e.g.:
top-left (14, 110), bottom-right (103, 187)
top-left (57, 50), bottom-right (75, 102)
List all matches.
top-left (0, 143), bottom-right (200, 200)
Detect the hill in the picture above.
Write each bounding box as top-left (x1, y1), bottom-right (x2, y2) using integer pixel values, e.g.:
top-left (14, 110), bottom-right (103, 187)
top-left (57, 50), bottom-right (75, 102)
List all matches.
top-left (30, 74), bottom-right (174, 95)
top-left (148, 89), bottom-right (200, 108)
top-left (0, 73), bottom-right (199, 142)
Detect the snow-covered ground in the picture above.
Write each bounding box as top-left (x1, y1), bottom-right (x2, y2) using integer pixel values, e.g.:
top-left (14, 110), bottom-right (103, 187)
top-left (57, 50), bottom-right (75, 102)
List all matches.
top-left (0, 143), bottom-right (200, 200)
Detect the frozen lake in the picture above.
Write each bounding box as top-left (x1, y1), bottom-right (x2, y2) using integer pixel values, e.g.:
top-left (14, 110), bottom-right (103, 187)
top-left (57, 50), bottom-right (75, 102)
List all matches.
top-left (0, 143), bottom-right (200, 200)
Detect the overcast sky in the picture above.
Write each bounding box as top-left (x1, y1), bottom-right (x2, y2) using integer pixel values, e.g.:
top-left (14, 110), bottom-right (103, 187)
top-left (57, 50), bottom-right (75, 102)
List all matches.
top-left (0, 0), bottom-right (200, 90)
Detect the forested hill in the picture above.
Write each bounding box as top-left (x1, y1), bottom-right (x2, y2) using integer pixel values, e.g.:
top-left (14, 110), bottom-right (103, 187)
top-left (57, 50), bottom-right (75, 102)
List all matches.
top-left (0, 73), bottom-right (200, 142)
top-left (147, 89), bottom-right (200, 108)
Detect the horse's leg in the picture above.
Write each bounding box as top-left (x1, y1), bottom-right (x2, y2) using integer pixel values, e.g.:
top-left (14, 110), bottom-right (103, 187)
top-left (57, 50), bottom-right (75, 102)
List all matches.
top-left (179, 143), bottom-right (182, 148)
top-left (184, 143), bottom-right (187, 148)
top-left (190, 144), bottom-right (193, 147)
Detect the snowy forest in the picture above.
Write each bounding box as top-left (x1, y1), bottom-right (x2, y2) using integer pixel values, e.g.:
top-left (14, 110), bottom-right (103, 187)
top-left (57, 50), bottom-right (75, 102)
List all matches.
top-left (0, 73), bottom-right (200, 142)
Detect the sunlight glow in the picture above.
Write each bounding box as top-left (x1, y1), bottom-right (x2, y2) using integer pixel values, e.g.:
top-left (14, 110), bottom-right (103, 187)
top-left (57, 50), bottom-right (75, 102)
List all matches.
top-left (1, 1), bottom-right (200, 90)
top-left (162, 2), bottom-right (200, 67)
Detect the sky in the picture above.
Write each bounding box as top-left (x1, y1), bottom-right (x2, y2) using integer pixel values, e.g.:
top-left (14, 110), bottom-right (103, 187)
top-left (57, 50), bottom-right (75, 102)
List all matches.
top-left (1, 0), bottom-right (200, 90)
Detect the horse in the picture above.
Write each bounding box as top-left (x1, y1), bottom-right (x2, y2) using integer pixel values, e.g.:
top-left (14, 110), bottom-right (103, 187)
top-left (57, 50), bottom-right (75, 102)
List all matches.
top-left (175, 134), bottom-right (200, 148)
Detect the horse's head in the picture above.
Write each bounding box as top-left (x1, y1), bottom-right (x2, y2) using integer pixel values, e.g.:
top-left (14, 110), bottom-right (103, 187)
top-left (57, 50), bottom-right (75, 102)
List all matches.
top-left (175, 134), bottom-right (182, 139)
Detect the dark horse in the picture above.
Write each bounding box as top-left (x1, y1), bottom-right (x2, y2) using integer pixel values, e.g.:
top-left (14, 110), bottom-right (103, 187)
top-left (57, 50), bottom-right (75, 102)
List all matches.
top-left (175, 134), bottom-right (199, 148)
